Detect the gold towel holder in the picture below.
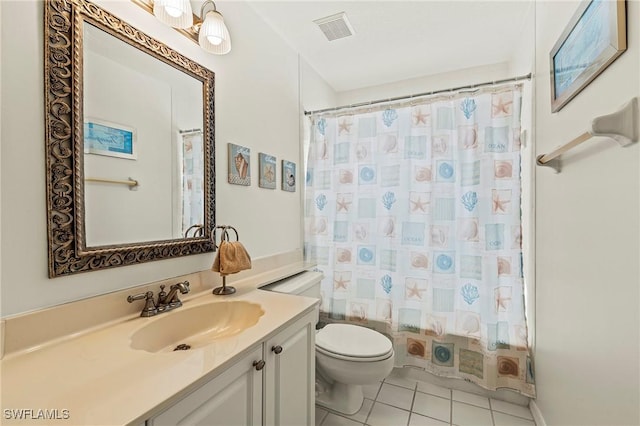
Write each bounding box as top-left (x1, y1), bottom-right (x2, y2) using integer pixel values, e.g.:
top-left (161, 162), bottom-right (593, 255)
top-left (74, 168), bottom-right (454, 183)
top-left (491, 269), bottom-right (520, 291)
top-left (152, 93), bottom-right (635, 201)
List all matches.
top-left (211, 225), bottom-right (239, 296)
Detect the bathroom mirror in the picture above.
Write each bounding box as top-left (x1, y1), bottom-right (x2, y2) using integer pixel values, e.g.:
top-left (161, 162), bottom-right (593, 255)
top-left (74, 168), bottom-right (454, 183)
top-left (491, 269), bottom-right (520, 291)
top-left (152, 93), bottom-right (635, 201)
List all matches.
top-left (44, 0), bottom-right (216, 277)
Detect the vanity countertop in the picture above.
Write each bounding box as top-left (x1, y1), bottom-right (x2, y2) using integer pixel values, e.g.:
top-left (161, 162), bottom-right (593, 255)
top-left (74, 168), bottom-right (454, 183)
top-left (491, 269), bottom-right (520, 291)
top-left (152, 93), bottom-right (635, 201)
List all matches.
top-left (0, 287), bottom-right (318, 425)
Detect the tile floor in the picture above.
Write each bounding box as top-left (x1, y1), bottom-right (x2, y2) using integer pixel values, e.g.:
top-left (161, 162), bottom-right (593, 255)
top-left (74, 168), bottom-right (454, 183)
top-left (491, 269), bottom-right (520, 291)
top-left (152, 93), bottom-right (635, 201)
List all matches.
top-left (315, 370), bottom-right (536, 426)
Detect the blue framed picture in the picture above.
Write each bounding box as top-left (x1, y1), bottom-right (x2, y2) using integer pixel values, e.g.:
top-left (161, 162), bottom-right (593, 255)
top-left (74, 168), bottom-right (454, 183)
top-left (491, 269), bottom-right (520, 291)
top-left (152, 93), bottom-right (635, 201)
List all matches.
top-left (259, 153), bottom-right (276, 189)
top-left (550, 0), bottom-right (626, 112)
top-left (228, 143), bottom-right (251, 186)
top-left (282, 160), bottom-right (296, 192)
top-left (84, 118), bottom-right (136, 159)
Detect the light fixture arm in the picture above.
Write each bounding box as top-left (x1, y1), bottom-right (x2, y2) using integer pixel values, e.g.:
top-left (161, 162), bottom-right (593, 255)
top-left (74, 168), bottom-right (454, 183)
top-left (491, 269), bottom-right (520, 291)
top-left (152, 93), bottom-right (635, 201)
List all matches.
top-left (200, 0), bottom-right (218, 19)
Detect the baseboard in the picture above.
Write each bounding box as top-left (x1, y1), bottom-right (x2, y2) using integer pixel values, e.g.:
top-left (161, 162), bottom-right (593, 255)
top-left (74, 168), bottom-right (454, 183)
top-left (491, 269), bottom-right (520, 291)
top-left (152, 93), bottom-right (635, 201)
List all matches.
top-left (529, 400), bottom-right (546, 426)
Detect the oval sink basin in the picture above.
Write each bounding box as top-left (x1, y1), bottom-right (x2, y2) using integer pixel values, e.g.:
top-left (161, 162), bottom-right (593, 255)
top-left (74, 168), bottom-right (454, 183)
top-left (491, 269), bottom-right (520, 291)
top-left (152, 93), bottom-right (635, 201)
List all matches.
top-left (130, 301), bottom-right (264, 353)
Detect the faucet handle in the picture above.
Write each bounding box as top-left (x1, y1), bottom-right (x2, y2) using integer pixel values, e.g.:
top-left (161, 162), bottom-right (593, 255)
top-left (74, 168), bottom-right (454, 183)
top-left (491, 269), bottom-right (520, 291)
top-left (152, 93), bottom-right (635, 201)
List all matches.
top-left (127, 291), bottom-right (157, 317)
top-left (158, 285), bottom-right (167, 302)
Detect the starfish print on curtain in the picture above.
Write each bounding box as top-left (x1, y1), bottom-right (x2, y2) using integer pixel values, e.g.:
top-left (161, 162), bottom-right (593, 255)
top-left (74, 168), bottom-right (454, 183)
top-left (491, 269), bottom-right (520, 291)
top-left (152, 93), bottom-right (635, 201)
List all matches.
top-left (304, 84), bottom-right (535, 397)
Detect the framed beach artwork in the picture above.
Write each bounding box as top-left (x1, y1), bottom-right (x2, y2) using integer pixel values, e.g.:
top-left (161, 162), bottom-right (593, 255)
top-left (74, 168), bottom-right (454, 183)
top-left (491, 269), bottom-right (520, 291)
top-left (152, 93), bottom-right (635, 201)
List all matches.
top-left (550, 0), bottom-right (626, 112)
top-left (84, 118), bottom-right (136, 159)
top-left (281, 160), bottom-right (296, 192)
top-left (228, 143), bottom-right (251, 186)
top-left (259, 153), bottom-right (277, 189)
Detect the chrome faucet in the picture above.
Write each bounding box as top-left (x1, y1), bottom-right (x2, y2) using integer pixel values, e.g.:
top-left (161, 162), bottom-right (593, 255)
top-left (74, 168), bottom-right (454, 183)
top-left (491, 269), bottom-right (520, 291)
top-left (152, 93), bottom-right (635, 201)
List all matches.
top-left (127, 280), bottom-right (191, 317)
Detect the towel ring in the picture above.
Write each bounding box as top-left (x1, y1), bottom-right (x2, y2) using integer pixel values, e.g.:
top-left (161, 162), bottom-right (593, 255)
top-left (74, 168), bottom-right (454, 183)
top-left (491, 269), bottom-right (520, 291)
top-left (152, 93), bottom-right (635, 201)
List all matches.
top-left (211, 225), bottom-right (239, 248)
top-left (211, 225), bottom-right (240, 249)
top-left (222, 226), bottom-right (239, 242)
top-left (211, 225), bottom-right (239, 296)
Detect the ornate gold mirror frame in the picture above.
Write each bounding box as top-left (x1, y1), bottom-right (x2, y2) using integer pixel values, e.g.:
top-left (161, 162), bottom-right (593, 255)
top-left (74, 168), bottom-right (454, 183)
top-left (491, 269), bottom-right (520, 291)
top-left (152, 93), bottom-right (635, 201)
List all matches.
top-left (44, 0), bottom-right (216, 277)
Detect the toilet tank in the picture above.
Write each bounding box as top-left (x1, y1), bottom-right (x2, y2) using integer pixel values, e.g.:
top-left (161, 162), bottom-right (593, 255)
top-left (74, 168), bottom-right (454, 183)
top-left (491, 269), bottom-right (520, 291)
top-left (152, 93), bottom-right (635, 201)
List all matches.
top-left (260, 271), bottom-right (323, 299)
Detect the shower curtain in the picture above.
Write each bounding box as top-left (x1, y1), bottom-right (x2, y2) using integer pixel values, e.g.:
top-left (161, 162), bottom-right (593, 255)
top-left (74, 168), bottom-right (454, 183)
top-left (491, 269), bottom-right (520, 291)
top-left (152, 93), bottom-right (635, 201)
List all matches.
top-left (180, 131), bottom-right (204, 236)
top-left (304, 84), bottom-right (535, 397)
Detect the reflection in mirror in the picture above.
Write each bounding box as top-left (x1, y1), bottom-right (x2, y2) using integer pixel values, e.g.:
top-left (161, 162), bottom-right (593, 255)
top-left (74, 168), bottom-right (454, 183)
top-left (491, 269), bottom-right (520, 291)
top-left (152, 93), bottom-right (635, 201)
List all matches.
top-left (83, 23), bottom-right (204, 246)
top-left (44, 0), bottom-right (215, 277)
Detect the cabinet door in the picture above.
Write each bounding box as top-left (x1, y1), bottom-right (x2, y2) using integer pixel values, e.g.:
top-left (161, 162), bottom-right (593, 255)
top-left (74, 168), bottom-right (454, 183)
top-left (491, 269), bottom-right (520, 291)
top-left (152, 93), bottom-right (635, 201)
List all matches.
top-left (148, 346), bottom-right (263, 426)
top-left (264, 310), bottom-right (316, 426)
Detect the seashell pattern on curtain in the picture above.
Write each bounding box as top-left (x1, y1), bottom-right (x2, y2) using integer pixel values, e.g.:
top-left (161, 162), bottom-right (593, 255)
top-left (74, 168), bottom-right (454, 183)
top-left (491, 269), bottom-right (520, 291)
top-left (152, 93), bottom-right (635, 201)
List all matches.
top-left (304, 84), bottom-right (535, 397)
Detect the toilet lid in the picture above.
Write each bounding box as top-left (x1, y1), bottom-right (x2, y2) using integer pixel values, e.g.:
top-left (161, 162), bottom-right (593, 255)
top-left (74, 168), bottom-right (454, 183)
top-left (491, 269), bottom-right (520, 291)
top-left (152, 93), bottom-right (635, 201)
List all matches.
top-left (316, 324), bottom-right (393, 358)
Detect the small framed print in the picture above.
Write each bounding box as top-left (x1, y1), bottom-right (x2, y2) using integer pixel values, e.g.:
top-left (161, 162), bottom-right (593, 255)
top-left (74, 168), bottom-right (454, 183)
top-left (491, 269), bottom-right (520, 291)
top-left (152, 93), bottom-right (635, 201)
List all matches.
top-left (84, 118), bottom-right (136, 160)
top-left (258, 153), bottom-right (277, 189)
top-left (281, 160), bottom-right (296, 192)
top-left (228, 143), bottom-right (251, 186)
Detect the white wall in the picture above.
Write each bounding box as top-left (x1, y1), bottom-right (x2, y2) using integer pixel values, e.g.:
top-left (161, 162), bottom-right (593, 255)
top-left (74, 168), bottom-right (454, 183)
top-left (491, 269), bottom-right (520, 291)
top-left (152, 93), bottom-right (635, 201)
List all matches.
top-left (300, 60), bottom-right (338, 112)
top-left (336, 62), bottom-right (510, 106)
top-left (84, 49), bottom-right (174, 245)
top-left (534, 1), bottom-right (639, 425)
top-left (0, 0), bottom-right (334, 316)
top-left (508, 1), bottom-right (536, 78)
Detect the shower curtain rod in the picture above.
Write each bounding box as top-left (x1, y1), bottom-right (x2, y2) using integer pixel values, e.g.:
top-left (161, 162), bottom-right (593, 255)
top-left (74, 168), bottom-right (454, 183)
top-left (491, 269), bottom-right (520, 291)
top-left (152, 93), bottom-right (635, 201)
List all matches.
top-left (304, 73), bottom-right (532, 116)
top-left (179, 128), bottom-right (202, 134)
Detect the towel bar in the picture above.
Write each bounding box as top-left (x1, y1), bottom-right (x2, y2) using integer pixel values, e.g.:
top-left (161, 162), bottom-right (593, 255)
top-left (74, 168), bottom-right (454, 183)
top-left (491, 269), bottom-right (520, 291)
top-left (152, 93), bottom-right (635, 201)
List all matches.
top-left (537, 97), bottom-right (638, 173)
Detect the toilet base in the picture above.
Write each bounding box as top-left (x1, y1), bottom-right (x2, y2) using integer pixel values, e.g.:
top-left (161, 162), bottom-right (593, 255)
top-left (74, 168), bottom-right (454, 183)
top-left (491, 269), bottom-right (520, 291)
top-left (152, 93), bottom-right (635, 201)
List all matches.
top-left (316, 381), bottom-right (364, 415)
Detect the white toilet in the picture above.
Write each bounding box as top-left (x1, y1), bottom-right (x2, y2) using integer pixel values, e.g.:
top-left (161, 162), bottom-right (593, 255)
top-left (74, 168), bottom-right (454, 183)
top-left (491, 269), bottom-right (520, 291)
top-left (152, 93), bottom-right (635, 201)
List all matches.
top-left (262, 271), bottom-right (395, 415)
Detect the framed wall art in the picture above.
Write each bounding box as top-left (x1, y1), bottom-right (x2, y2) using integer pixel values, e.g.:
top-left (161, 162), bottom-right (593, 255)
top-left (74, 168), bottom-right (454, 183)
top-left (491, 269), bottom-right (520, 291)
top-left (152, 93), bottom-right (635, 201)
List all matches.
top-left (84, 118), bottom-right (137, 159)
top-left (259, 153), bottom-right (277, 189)
top-left (282, 160), bottom-right (296, 192)
top-left (228, 143), bottom-right (251, 186)
top-left (550, 0), bottom-right (627, 112)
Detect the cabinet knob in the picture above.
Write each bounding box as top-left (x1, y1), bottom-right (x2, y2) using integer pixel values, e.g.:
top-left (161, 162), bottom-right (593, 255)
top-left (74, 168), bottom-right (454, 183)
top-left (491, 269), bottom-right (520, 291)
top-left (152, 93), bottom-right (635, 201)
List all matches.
top-left (271, 345), bottom-right (283, 354)
top-left (253, 360), bottom-right (265, 371)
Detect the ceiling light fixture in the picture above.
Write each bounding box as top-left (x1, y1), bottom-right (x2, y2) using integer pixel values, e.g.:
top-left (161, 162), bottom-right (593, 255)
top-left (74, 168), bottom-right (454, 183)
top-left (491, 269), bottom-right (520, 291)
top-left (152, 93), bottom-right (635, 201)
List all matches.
top-left (135, 0), bottom-right (231, 55)
top-left (197, 0), bottom-right (231, 54)
top-left (153, 0), bottom-right (193, 29)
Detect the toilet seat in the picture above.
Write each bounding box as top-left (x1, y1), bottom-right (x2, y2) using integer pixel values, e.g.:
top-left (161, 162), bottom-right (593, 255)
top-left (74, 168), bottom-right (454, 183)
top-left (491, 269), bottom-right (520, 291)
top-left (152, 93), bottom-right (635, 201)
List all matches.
top-left (316, 324), bottom-right (393, 362)
top-left (316, 345), bottom-right (393, 362)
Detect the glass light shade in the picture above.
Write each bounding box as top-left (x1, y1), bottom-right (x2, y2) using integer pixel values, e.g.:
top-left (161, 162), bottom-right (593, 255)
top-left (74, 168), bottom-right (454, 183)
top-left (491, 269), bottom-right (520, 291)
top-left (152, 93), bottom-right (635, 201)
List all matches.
top-left (153, 0), bottom-right (193, 29)
top-left (198, 10), bottom-right (231, 54)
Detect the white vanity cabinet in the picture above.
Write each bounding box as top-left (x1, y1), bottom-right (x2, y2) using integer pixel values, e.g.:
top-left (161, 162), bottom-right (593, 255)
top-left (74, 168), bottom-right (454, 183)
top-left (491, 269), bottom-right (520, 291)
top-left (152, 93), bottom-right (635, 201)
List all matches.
top-left (264, 310), bottom-right (316, 425)
top-left (146, 309), bottom-right (316, 426)
top-left (147, 346), bottom-right (263, 426)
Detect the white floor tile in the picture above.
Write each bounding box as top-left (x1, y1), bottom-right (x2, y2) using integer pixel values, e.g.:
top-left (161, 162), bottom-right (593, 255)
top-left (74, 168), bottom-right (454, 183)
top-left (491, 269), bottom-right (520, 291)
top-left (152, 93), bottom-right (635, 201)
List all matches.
top-left (452, 390), bottom-right (490, 409)
top-left (384, 368), bottom-right (418, 390)
top-left (316, 407), bottom-right (329, 426)
top-left (490, 399), bottom-right (534, 420)
top-left (452, 401), bottom-right (492, 426)
top-left (343, 398), bottom-right (374, 423)
top-left (363, 382), bottom-right (382, 400)
top-left (416, 381), bottom-right (452, 399)
top-left (408, 412), bottom-right (449, 426)
top-left (493, 411), bottom-right (536, 426)
top-left (322, 413), bottom-right (363, 426)
top-left (366, 402), bottom-right (410, 426)
top-left (376, 383), bottom-right (415, 411)
top-left (412, 392), bottom-right (451, 423)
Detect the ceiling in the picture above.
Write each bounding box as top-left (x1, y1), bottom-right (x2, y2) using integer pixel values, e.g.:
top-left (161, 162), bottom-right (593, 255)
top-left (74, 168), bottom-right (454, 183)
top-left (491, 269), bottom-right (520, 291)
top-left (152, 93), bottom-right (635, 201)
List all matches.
top-left (246, 1), bottom-right (534, 93)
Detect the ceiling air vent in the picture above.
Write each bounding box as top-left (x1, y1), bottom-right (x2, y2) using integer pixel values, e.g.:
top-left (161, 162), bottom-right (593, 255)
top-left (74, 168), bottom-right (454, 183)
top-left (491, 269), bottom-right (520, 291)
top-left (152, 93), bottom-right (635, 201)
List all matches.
top-left (313, 12), bottom-right (355, 41)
